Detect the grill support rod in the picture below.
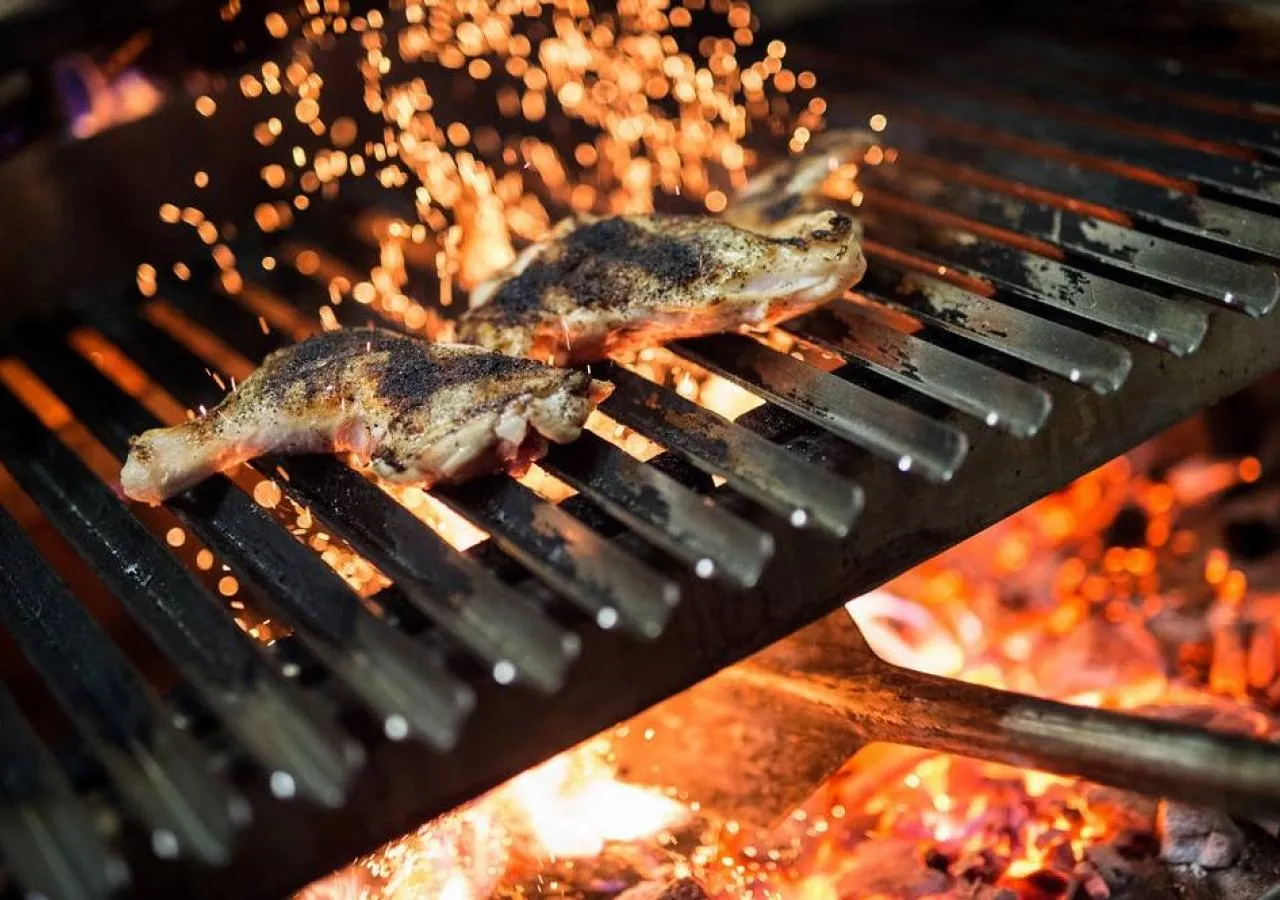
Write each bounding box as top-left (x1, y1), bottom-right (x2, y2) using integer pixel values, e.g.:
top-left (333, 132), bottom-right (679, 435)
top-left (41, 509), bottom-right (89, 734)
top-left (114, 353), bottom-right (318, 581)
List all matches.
top-left (852, 117), bottom-right (1280, 261)
top-left (859, 208), bottom-right (1211, 356)
top-left (673, 334), bottom-right (970, 480)
top-left (539, 432), bottom-right (776, 589)
top-left (615, 610), bottom-right (1280, 827)
top-left (783, 298), bottom-right (1053, 435)
top-left (860, 165), bottom-right (1280, 315)
top-left (599, 364), bottom-right (864, 535)
top-left (854, 264), bottom-right (1134, 393)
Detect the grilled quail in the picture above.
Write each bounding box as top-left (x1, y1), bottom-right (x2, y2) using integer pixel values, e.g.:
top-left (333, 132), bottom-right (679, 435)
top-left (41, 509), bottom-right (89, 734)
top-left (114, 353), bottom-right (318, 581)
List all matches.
top-left (456, 210), bottom-right (865, 365)
top-left (120, 328), bottom-right (610, 504)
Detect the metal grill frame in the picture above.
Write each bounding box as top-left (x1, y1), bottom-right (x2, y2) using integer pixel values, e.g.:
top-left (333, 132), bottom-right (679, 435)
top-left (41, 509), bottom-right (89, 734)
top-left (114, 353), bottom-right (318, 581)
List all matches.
top-left (1, 4), bottom-right (1280, 898)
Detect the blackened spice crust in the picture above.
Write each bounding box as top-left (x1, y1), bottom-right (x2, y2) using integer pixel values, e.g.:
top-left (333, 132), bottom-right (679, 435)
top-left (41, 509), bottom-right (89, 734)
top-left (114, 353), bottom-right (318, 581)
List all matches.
top-left (374, 338), bottom-right (547, 412)
top-left (255, 327), bottom-right (548, 414)
top-left (456, 209), bottom-right (865, 363)
top-left (478, 216), bottom-right (708, 319)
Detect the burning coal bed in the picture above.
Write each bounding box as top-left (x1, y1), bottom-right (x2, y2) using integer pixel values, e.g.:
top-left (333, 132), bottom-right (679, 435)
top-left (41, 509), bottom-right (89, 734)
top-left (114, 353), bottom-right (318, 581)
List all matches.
top-left (300, 387), bottom-right (1280, 900)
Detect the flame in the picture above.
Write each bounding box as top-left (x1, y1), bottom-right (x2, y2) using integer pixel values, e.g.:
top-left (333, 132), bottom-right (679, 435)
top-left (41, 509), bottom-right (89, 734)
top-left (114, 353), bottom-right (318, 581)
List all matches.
top-left (304, 741), bottom-right (687, 899)
top-left (438, 874), bottom-right (473, 900)
top-left (376, 807), bottom-right (507, 900)
top-left (847, 589), bottom-right (966, 678)
top-left (58, 53), bottom-right (163, 139)
top-left (777, 447), bottom-right (1278, 897)
top-left (506, 750), bottom-right (688, 858)
top-left (452, 154), bottom-right (518, 291)
top-left (377, 482), bottom-right (489, 550)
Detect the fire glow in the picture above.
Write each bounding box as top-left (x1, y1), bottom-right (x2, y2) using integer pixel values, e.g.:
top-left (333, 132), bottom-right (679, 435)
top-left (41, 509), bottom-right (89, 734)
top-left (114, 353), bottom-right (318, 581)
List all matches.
top-left (298, 439), bottom-right (1280, 899)
top-left (299, 741), bottom-right (690, 899)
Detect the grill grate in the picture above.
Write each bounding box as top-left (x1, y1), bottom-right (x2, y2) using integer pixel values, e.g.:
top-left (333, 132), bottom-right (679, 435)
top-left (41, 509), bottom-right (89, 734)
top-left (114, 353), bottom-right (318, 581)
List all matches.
top-left (2, 7), bottom-right (1280, 899)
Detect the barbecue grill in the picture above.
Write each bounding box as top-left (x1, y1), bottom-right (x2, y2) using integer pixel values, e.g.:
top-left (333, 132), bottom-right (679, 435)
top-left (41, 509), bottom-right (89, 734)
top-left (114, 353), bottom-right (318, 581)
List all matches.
top-left (1, 2), bottom-right (1280, 898)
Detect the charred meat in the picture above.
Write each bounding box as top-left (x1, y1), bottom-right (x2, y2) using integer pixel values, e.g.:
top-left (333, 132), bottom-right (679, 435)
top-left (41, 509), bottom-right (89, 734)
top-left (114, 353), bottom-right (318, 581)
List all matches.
top-left (120, 328), bottom-right (610, 504)
top-left (455, 210), bottom-right (865, 365)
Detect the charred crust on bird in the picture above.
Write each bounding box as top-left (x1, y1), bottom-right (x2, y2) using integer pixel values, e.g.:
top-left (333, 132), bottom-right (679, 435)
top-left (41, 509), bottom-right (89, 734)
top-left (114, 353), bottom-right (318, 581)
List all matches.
top-left (372, 447), bottom-right (409, 474)
top-left (254, 327), bottom-right (396, 406)
top-left (475, 216), bottom-right (708, 318)
top-left (117, 328), bottom-right (607, 504)
top-left (252, 327), bottom-right (556, 413)
top-left (811, 213), bottom-right (854, 244)
top-left (457, 210), bottom-right (866, 364)
top-left (373, 338), bottom-right (548, 412)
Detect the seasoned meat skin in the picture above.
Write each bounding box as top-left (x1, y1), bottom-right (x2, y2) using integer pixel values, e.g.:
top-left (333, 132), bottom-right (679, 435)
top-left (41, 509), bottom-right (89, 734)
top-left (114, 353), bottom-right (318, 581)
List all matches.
top-left (721, 129), bottom-right (875, 237)
top-left (456, 209), bottom-right (865, 365)
top-left (120, 328), bottom-right (610, 504)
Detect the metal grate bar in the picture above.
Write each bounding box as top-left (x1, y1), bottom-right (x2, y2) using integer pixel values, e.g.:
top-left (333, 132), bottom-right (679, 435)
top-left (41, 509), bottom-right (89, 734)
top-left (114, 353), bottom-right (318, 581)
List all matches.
top-left (540, 432), bottom-right (775, 588)
top-left (784, 297), bottom-right (1053, 436)
top-left (870, 85), bottom-right (1280, 206)
top-left (434, 476), bottom-right (680, 637)
top-left (0, 505), bottom-right (239, 864)
top-left (673, 334), bottom-right (968, 481)
top-left (271, 455), bottom-right (581, 690)
top-left (854, 264), bottom-right (1133, 393)
top-left (860, 209), bottom-right (1211, 355)
top-left (156, 285), bottom-right (581, 693)
top-left (0, 685), bottom-right (126, 900)
top-left (11, 324), bottom-right (473, 749)
top-left (862, 117), bottom-right (1280, 261)
top-left (599, 365), bottom-right (863, 536)
top-left (0, 381), bottom-right (358, 807)
top-left (861, 166), bottom-right (1280, 315)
